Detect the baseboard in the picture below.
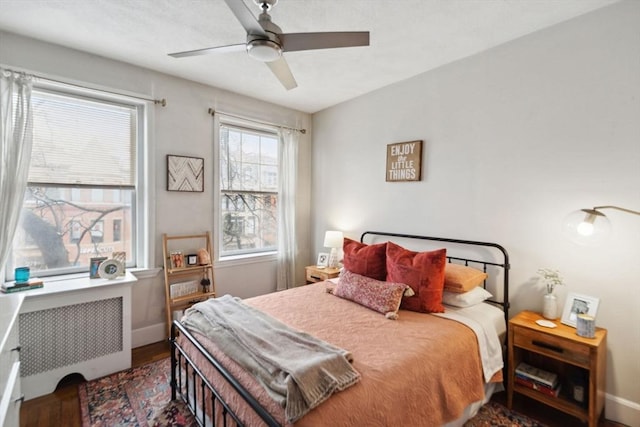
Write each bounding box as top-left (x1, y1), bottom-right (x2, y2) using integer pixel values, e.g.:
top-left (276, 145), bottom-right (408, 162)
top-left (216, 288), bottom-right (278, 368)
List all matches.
top-left (606, 393), bottom-right (640, 426)
top-left (132, 322), bottom-right (166, 348)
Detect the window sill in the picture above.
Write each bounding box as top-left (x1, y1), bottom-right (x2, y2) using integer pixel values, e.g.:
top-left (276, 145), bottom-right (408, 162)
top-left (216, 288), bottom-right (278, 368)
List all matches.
top-left (216, 251), bottom-right (277, 268)
top-left (3, 267), bottom-right (162, 287)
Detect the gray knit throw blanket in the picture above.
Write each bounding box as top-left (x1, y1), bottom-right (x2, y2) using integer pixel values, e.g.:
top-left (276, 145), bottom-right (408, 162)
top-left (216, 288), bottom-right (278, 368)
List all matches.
top-left (182, 295), bottom-right (361, 423)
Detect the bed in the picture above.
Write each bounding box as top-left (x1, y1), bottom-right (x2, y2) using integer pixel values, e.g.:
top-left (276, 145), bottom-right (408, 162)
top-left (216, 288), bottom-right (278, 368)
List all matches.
top-left (170, 231), bottom-right (511, 426)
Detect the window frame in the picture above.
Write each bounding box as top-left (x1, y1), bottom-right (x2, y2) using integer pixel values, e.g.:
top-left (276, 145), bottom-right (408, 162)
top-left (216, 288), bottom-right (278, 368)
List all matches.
top-left (4, 80), bottom-right (155, 281)
top-left (215, 116), bottom-right (280, 263)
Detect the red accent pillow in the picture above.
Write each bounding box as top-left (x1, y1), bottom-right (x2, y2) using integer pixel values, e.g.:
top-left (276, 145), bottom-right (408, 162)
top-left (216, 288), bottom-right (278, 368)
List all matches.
top-left (342, 238), bottom-right (387, 281)
top-left (385, 242), bottom-right (447, 313)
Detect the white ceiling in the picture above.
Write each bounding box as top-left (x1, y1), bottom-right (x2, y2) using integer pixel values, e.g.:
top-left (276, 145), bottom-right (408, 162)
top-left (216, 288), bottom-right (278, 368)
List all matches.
top-left (0, 0), bottom-right (619, 113)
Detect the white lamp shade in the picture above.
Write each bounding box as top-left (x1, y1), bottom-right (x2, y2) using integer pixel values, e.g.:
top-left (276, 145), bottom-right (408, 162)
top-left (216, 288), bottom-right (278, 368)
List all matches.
top-left (562, 209), bottom-right (611, 245)
top-left (323, 230), bottom-right (343, 248)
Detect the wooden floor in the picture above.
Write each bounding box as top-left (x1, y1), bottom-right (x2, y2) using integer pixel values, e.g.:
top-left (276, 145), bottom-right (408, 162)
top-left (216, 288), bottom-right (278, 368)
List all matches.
top-left (19, 340), bottom-right (171, 427)
top-left (20, 340), bottom-right (626, 427)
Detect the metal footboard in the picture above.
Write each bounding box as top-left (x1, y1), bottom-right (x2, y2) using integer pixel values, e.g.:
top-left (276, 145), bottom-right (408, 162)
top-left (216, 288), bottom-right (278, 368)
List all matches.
top-left (170, 320), bottom-right (280, 427)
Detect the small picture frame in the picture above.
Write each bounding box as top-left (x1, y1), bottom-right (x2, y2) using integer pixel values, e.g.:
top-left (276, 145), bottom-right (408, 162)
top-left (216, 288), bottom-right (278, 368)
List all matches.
top-left (317, 252), bottom-right (329, 268)
top-left (170, 251), bottom-right (185, 269)
top-left (186, 254), bottom-right (198, 266)
top-left (90, 257), bottom-right (108, 279)
top-left (561, 292), bottom-right (600, 328)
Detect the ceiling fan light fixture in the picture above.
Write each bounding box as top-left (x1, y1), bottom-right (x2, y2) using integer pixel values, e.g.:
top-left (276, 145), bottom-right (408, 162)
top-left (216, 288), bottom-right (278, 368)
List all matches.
top-left (247, 39), bottom-right (282, 62)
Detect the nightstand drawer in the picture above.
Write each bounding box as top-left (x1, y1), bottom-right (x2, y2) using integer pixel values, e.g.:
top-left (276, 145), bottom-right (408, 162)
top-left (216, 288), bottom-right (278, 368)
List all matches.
top-left (514, 326), bottom-right (590, 367)
top-left (306, 269), bottom-right (322, 282)
top-left (305, 266), bottom-right (340, 283)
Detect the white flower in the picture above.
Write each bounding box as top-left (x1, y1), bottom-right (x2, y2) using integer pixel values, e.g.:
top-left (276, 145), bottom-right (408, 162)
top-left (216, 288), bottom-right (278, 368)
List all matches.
top-left (537, 268), bottom-right (564, 294)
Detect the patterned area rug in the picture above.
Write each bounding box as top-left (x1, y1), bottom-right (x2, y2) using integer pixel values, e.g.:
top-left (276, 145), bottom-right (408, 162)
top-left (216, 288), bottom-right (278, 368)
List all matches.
top-left (464, 401), bottom-right (547, 427)
top-left (79, 358), bottom-right (544, 427)
top-left (78, 358), bottom-right (196, 427)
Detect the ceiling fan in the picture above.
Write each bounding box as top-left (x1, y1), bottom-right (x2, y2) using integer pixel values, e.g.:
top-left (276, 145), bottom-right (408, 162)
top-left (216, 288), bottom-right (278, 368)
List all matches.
top-left (168, 0), bottom-right (370, 90)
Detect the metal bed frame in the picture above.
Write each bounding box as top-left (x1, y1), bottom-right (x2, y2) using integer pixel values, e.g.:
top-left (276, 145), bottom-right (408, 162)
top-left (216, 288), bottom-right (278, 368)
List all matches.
top-left (170, 231), bottom-right (511, 427)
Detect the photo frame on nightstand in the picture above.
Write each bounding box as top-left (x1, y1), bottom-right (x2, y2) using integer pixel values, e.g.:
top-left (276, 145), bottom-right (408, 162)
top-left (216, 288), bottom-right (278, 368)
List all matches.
top-left (317, 252), bottom-right (329, 268)
top-left (561, 292), bottom-right (600, 327)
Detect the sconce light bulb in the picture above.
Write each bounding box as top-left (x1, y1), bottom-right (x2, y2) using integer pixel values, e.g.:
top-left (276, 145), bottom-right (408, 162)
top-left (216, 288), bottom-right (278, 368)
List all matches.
top-left (562, 208), bottom-right (611, 245)
top-left (577, 221), bottom-right (594, 236)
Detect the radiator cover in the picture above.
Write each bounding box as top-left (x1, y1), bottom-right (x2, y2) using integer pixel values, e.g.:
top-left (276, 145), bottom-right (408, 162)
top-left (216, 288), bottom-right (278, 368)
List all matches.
top-left (20, 297), bottom-right (123, 377)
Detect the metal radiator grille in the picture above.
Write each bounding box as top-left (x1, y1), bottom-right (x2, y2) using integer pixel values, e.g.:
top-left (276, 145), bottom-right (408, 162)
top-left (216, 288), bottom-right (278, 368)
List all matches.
top-left (20, 297), bottom-right (123, 377)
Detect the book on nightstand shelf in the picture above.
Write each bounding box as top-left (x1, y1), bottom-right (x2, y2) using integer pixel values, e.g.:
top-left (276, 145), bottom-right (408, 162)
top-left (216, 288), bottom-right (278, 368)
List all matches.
top-left (515, 375), bottom-right (561, 397)
top-left (515, 362), bottom-right (559, 388)
top-left (1, 278), bottom-right (44, 293)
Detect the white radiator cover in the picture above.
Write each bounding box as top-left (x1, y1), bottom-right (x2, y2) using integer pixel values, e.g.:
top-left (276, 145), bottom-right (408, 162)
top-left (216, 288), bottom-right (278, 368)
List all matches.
top-left (20, 298), bottom-right (123, 377)
top-left (17, 273), bottom-right (135, 400)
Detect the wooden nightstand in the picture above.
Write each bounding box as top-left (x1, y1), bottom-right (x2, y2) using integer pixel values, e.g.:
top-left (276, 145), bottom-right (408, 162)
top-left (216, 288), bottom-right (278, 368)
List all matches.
top-left (508, 311), bottom-right (607, 427)
top-left (305, 265), bottom-right (340, 283)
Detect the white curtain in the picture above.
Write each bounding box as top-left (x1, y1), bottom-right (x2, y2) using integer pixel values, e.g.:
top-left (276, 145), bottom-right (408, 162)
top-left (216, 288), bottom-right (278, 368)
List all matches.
top-left (0, 69), bottom-right (33, 273)
top-left (276, 128), bottom-right (298, 290)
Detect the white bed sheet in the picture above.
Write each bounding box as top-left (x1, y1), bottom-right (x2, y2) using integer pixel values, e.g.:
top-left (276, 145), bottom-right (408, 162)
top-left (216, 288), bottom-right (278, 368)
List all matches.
top-left (437, 302), bottom-right (506, 382)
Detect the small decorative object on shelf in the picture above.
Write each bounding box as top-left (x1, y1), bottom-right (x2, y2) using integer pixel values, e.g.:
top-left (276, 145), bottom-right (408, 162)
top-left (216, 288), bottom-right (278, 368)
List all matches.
top-left (170, 251), bottom-right (185, 269)
top-left (537, 268), bottom-right (563, 320)
top-left (112, 251), bottom-right (127, 276)
top-left (98, 258), bottom-right (124, 280)
top-left (186, 253), bottom-right (198, 266)
top-left (561, 292), bottom-right (600, 328)
top-left (201, 271), bottom-right (211, 293)
top-left (197, 248), bottom-right (211, 265)
top-left (1, 278), bottom-right (44, 293)
top-left (576, 314), bottom-right (596, 338)
top-left (90, 257), bottom-right (108, 279)
top-left (317, 252), bottom-right (329, 268)
top-left (15, 266), bottom-right (30, 283)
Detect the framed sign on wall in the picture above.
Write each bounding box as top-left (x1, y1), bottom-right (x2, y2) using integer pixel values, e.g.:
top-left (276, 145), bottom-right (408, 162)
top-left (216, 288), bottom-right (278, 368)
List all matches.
top-left (386, 140), bottom-right (423, 182)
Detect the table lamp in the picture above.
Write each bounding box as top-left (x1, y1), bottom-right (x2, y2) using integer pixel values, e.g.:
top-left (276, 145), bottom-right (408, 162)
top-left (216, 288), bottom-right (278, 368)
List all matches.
top-left (323, 230), bottom-right (343, 269)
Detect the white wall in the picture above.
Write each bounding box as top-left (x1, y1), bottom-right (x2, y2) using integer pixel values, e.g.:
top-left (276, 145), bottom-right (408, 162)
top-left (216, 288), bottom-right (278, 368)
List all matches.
top-left (312, 1), bottom-right (639, 424)
top-left (0, 31), bottom-right (312, 344)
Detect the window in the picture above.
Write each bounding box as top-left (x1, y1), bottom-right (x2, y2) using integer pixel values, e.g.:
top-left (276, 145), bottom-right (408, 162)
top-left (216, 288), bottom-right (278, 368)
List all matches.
top-left (7, 85), bottom-right (147, 280)
top-left (219, 123), bottom-right (278, 257)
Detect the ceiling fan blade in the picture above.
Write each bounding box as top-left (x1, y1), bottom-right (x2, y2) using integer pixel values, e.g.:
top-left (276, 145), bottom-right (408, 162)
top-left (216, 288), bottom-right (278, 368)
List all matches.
top-left (266, 57), bottom-right (297, 90)
top-left (169, 43), bottom-right (246, 58)
top-left (223, 0), bottom-right (266, 36)
top-left (281, 31), bottom-right (370, 52)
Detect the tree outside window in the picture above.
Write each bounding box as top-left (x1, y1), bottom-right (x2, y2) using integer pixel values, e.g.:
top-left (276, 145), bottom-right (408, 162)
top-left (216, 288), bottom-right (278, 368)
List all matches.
top-left (219, 124), bottom-right (278, 256)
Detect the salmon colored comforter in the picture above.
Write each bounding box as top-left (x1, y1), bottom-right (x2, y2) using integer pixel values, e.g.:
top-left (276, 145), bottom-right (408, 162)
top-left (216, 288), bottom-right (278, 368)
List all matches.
top-left (178, 282), bottom-right (489, 426)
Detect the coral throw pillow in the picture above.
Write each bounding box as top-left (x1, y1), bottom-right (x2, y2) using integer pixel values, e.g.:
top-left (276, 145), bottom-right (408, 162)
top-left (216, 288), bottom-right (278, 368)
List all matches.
top-left (333, 270), bottom-right (409, 319)
top-left (444, 263), bottom-right (488, 293)
top-left (342, 237), bottom-right (387, 281)
top-left (386, 242), bottom-right (447, 313)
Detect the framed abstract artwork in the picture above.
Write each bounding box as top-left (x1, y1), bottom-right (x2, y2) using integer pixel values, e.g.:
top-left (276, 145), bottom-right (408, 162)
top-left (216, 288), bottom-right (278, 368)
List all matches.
top-left (167, 155), bottom-right (204, 192)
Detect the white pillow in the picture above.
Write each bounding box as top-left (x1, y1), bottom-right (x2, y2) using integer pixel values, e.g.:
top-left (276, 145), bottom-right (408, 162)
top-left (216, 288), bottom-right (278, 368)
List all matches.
top-left (442, 287), bottom-right (492, 308)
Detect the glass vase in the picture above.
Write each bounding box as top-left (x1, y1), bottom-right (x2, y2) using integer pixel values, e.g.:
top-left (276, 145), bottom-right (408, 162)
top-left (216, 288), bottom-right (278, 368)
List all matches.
top-left (542, 293), bottom-right (558, 320)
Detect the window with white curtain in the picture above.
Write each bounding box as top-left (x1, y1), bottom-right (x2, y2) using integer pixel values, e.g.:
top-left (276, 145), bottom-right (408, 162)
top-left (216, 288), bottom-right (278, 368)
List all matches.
top-left (219, 122), bottom-right (278, 257)
top-left (6, 85), bottom-right (147, 280)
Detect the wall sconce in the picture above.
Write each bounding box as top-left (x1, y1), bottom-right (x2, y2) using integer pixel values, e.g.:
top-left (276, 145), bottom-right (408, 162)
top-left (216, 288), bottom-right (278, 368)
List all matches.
top-left (562, 205), bottom-right (640, 245)
top-left (323, 230), bottom-right (344, 268)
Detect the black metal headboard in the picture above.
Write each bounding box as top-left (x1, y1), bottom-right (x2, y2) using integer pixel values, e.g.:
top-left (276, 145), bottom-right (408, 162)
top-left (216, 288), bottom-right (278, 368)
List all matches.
top-left (360, 231), bottom-right (511, 325)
